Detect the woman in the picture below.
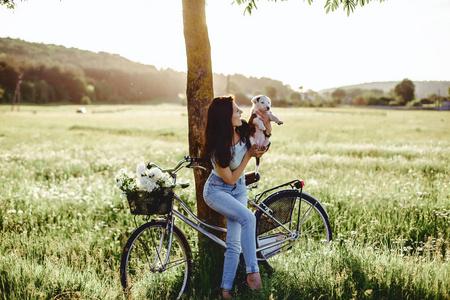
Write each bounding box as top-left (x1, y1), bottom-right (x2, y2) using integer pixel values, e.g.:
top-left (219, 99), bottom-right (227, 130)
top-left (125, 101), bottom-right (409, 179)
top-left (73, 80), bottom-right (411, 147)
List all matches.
top-left (203, 95), bottom-right (271, 298)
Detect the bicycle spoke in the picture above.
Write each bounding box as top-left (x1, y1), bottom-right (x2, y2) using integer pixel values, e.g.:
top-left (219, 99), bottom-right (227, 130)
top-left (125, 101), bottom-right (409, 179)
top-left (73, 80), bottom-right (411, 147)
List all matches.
top-left (255, 191), bottom-right (332, 265)
top-left (298, 204), bottom-right (315, 229)
top-left (298, 219), bottom-right (323, 237)
top-left (154, 228), bottom-right (168, 268)
top-left (121, 221), bottom-right (192, 299)
top-left (164, 258), bottom-right (189, 270)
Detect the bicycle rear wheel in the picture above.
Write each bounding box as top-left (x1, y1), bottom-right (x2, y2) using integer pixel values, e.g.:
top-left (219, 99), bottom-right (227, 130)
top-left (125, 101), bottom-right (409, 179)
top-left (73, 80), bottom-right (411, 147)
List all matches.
top-left (120, 220), bottom-right (192, 299)
top-left (255, 190), bottom-right (332, 264)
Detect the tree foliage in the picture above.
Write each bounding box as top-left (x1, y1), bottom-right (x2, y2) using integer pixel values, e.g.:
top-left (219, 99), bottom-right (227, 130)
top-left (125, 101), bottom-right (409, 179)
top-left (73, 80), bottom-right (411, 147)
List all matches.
top-left (394, 78), bottom-right (415, 105)
top-left (1, 0), bottom-right (15, 9)
top-left (235, 0), bottom-right (388, 16)
top-left (265, 85), bottom-right (278, 100)
top-left (0, 38), bottom-right (186, 104)
top-left (331, 88), bottom-right (346, 100)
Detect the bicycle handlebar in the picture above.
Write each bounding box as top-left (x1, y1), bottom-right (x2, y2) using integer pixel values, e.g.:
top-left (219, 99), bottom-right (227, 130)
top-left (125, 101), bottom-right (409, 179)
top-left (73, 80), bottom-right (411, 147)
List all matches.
top-left (147, 155), bottom-right (205, 174)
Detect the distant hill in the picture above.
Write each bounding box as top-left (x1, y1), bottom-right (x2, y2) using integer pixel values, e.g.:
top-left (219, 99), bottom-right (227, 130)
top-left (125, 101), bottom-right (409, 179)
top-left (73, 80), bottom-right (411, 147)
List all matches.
top-left (320, 81), bottom-right (450, 99)
top-left (0, 37), bottom-right (448, 106)
top-left (0, 37), bottom-right (293, 105)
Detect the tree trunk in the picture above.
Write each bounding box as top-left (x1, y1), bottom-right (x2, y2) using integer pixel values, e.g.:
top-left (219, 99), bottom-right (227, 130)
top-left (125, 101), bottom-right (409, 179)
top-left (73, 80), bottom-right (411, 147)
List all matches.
top-left (182, 0), bottom-right (227, 291)
top-left (182, 0), bottom-right (226, 235)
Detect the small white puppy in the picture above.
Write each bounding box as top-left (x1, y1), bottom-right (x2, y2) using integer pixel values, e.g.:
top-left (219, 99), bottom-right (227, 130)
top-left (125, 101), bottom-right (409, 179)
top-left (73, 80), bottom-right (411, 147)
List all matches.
top-left (248, 95), bottom-right (283, 150)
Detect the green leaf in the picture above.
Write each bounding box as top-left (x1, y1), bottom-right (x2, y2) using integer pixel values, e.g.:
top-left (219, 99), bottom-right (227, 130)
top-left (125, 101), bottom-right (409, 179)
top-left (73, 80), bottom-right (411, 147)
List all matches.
top-left (333, 0), bottom-right (339, 11)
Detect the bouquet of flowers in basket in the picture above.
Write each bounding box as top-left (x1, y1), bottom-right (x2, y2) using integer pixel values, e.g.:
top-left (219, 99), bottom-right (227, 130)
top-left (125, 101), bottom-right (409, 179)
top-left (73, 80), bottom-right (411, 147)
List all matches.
top-left (115, 162), bottom-right (176, 215)
top-left (115, 162), bottom-right (175, 197)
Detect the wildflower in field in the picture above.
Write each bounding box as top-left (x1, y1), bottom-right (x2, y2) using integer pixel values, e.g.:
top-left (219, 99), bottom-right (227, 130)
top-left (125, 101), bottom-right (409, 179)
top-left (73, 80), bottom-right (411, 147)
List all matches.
top-left (308, 179), bottom-right (318, 186)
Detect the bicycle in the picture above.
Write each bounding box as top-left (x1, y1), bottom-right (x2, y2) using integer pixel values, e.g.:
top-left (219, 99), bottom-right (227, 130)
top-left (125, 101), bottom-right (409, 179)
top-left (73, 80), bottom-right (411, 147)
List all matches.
top-left (119, 155), bottom-right (332, 299)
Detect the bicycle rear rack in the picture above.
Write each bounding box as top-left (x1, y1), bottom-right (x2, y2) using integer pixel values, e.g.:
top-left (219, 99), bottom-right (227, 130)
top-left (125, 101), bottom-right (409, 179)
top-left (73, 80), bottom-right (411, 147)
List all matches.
top-left (254, 179), bottom-right (304, 203)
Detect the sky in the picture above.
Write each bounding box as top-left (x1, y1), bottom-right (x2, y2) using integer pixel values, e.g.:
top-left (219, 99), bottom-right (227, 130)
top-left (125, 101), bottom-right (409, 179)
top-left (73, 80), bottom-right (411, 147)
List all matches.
top-left (1, 0), bottom-right (449, 91)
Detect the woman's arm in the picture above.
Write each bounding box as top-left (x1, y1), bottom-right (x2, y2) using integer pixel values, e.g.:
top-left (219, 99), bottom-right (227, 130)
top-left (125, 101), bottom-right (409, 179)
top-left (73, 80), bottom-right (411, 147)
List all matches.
top-left (215, 146), bottom-right (265, 185)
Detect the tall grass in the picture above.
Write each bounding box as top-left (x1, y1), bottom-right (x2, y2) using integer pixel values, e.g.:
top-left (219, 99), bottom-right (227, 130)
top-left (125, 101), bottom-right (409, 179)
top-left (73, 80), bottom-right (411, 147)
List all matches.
top-left (0, 104), bottom-right (449, 299)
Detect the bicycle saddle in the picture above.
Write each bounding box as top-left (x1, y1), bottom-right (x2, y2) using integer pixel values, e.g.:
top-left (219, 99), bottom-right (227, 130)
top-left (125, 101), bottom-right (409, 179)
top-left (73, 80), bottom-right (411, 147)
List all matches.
top-left (245, 171), bottom-right (260, 186)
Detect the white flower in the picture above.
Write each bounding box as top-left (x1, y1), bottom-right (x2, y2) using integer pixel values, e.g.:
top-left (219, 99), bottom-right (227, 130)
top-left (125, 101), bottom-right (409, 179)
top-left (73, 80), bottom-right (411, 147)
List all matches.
top-left (136, 177), bottom-right (157, 193)
top-left (116, 162), bottom-right (175, 197)
top-left (160, 173), bottom-right (174, 188)
top-left (136, 177), bottom-right (146, 190)
top-left (115, 168), bottom-right (127, 179)
top-left (146, 168), bottom-right (163, 182)
top-left (136, 162), bottom-right (147, 176)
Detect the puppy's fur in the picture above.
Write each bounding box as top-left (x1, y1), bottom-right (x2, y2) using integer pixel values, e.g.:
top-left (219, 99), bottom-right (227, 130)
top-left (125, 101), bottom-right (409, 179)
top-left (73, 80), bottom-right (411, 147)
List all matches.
top-left (248, 95), bottom-right (283, 150)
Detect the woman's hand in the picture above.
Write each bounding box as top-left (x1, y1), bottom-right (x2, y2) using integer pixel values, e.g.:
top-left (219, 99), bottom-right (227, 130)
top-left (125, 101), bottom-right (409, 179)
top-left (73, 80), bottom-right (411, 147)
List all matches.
top-left (248, 144), bottom-right (268, 158)
top-left (255, 110), bottom-right (272, 134)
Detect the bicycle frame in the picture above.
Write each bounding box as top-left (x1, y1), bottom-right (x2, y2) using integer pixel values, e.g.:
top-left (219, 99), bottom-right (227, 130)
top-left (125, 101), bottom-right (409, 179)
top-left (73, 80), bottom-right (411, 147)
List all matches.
top-left (171, 194), bottom-right (227, 248)
top-left (164, 190), bottom-right (302, 258)
top-left (140, 156), bottom-right (318, 264)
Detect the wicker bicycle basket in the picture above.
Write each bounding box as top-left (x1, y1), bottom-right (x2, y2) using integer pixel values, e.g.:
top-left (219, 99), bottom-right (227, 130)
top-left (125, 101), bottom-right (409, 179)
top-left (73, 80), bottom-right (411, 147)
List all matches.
top-left (126, 188), bottom-right (174, 215)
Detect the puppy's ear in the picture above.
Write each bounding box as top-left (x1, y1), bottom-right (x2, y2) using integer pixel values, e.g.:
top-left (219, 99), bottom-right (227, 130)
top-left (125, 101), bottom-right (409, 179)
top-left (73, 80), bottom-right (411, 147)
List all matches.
top-left (251, 97), bottom-right (260, 105)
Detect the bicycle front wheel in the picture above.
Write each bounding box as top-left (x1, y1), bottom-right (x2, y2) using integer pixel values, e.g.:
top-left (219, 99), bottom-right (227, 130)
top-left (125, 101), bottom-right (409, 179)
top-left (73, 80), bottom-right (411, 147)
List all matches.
top-left (255, 190), bottom-right (332, 263)
top-left (120, 220), bottom-right (192, 299)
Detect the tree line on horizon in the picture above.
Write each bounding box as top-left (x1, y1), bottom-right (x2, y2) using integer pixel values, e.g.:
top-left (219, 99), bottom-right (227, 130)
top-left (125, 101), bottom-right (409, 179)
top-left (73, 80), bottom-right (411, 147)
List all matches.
top-left (0, 38), bottom-right (448, 108)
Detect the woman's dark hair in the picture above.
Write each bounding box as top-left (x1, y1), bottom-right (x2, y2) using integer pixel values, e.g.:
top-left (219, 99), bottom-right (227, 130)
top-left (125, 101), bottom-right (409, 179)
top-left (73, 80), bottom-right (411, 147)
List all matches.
top-left (204, 96), bottom-right (249, 168)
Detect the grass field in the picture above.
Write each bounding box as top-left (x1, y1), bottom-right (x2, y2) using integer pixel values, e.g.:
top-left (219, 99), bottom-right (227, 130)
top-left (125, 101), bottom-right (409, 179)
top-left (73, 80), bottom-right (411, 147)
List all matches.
top-left (0, 104), bottom-right (449, 299)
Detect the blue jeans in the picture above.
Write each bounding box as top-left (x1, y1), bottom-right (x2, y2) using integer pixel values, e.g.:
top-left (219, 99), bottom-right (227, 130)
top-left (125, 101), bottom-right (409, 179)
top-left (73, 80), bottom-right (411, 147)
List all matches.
top-left (203, 173), bottom-right (259, 291)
